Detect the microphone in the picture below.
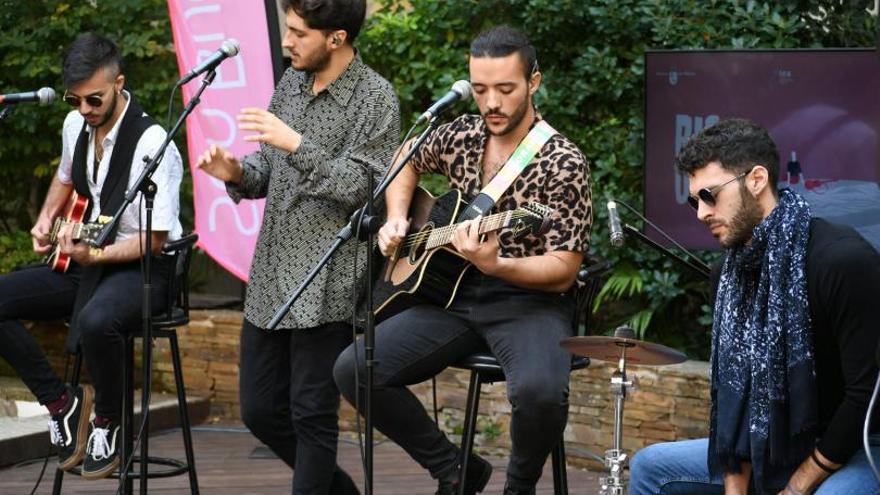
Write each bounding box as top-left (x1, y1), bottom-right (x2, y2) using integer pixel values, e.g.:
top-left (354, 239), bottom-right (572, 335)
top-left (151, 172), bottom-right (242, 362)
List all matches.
top-left (415, 80), bottom-right (472, 124)
top-left (176, 39), bottom-right (241, 86)
top-left (0, 87), bottom-right (55, 106)
top-left (607, 200), bottom-right (625, 248)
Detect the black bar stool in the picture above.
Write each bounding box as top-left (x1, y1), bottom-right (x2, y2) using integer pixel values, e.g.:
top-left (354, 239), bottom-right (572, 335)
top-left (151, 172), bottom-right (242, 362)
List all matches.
top-left (453, 257), bottom-right (612, 495)
top-left (52, 232), bottom-right (200, 495)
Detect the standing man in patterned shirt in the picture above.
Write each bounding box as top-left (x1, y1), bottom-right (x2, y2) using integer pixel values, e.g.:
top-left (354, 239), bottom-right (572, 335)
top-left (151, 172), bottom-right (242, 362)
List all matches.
top-left (334, 26), bottom-right (592, 495)
top-left (196, 1), bottom-right (399, 493)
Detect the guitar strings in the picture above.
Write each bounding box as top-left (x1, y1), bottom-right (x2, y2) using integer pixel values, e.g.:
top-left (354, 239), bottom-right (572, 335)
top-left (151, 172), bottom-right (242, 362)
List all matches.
top-left (400, 209), bottom-right (539, 249)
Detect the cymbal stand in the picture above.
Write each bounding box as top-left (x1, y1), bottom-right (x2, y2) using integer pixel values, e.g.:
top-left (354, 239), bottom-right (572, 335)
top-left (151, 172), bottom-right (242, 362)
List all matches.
top-left (600, 342), bottom-right (637, 495)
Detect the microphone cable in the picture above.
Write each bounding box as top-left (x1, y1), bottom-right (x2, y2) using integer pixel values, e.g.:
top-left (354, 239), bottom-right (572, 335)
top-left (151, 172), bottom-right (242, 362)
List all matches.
top-left (611, 198), bottom-right (711, 275)
top-left (864, 370), bottom-right (880, 483)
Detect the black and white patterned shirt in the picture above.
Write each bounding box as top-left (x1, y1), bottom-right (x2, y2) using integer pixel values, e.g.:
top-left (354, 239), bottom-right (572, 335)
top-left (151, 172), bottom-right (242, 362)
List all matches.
top-left (227, 54), bottom-right (400, 330)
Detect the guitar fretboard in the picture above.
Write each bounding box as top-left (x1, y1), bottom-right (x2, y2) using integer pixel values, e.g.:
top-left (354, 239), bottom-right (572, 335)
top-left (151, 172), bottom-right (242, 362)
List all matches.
top-left (404, 209), bottom-right (535, 250)
top-left (49, 219), bottom-right (90, 242)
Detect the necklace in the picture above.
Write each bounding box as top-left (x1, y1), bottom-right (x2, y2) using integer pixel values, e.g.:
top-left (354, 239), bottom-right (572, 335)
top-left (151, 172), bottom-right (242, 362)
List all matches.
top-left (92, 141), bottom-right (104, 183)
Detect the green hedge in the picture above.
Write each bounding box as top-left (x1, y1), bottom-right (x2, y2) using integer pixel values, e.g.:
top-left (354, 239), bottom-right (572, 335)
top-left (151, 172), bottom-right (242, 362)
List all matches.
top-left (0, 1), bottom-right (875, 358)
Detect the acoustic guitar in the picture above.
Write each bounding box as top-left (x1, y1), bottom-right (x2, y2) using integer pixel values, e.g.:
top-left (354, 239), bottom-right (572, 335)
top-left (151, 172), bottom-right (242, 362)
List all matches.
top-left (373, 187), bottom-right (552, 322)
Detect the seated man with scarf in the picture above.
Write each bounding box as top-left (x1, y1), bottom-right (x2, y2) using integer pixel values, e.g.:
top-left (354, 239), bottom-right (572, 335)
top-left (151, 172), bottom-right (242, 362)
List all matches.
top-left (628, 118), bottom-right (880, 494)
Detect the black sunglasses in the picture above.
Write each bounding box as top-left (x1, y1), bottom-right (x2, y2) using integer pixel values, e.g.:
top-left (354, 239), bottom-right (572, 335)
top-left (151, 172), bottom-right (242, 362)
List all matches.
top-left (62, 90), bottom-right (105, 109)
top-left (687, 168), bottom-right (753, 210)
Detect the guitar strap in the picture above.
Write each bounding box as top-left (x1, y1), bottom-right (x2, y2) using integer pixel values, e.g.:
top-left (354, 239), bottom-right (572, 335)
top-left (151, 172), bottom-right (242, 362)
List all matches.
top-left (457, 119), bottom-right (557, 222)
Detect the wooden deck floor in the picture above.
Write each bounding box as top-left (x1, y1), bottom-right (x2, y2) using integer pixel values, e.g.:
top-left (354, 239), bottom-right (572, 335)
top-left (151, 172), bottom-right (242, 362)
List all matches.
top-left (0, 426), bottom-right (604, 494)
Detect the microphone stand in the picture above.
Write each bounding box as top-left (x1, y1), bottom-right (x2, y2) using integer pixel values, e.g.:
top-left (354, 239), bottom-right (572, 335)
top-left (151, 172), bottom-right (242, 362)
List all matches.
top-left (621, 224), bottom-right (710, 280)
top-left (91, 70), bottom-right (217, 495)
top-left (266, 117), bottom-right (441, 495)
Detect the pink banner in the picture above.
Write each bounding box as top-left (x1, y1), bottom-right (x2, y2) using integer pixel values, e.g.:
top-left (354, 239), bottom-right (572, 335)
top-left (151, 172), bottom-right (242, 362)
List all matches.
top-left (167, 0), bottom-right (277, 280)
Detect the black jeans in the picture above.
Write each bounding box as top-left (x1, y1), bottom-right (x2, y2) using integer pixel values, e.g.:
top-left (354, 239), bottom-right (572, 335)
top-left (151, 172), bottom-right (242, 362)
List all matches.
top-left (239, 319), bottom-right (359, 495)
top-left (333, 272), bottom-right (575, 487)
top-left (0, 260), bottom-right (168, 420)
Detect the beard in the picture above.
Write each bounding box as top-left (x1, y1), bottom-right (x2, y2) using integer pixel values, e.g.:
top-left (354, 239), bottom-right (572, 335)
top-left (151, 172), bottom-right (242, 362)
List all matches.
top-left (87, 90), bottom-right (119, 129)
top-left (483, 95), bottom-right (531, 136)
top-left (296, 46), bottom-right (331, 73)
top-left (720, 185), bottom-right (764, 248)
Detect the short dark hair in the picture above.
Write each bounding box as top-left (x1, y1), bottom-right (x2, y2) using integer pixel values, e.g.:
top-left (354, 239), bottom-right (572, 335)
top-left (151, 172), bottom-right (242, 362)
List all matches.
top-left (675, 118), bottom-right (780, 195)
top-left (62, 33), bottom-right (122, 88)
top-left (470, 25), bottom-right (537, 80)
top-left (282, 0), bottom-right (366, 43)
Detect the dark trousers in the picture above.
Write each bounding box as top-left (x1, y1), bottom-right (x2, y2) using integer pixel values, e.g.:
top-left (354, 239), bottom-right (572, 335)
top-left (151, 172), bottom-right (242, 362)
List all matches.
top-left (0, 261), bottom-right (168, 420)
top-left (239, 319), bottom-right (359, 495)
top-left (333, 272), bottom-right (575, 487)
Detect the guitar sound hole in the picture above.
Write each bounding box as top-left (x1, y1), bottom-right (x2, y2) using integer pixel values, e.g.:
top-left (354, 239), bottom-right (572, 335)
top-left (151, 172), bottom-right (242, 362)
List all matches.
top-left (407, 224), bottom-right (433, 264)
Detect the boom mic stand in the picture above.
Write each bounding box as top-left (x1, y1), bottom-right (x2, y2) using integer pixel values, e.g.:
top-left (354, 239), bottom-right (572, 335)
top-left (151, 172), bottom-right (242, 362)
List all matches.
top-left (611, 199), bottom-right (711, 280)
top-left (266, 117), bottom-right (441, 495)
top-left (91, 70), bottom-right (217, 495)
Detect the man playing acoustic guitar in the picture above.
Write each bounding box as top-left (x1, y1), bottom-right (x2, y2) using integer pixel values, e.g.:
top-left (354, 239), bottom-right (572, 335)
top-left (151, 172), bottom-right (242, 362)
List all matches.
top-left (0, 33), bottom-right (182, 479)
top-left (334, 26), bottom-right (592, 495)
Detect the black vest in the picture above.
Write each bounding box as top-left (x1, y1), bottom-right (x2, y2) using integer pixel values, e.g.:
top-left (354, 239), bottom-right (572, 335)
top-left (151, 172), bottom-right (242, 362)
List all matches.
top-left (66, 95), bottom-right (157, 353)
top-left (70, 95), bottom-right (156, 242)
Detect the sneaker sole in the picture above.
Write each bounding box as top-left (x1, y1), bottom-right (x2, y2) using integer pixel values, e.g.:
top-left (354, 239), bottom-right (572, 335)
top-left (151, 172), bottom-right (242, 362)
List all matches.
top-left (57, 385), bottom-right (94, 471)
top-left (81, 455), bottom-right (120, 480)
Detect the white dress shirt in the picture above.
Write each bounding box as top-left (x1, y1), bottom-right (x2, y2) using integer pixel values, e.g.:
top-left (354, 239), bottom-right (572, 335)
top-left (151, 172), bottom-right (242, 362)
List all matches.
top-left (57, 91), bottom-right (183, 243)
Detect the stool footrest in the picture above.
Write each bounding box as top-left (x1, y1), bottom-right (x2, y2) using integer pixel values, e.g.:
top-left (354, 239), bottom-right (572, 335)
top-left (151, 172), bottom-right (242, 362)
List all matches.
top-left (66, 456), bottom-right (190, 479)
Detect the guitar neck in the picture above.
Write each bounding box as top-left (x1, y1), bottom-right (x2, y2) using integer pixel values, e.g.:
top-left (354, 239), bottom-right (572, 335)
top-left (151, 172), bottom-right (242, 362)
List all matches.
top-left (49, 219), bottom-right (90, 243)
top-left (417, 210), bottom-right (522, 250)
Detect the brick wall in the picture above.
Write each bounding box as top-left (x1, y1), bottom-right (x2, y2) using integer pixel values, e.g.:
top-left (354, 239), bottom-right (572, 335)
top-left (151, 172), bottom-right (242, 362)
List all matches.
top-left (21, 310), bottom-right (711, 467)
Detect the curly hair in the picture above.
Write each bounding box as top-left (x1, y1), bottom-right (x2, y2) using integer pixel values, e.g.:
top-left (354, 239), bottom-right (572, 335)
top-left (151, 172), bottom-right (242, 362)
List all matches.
top-left (675, 118), bottom-right (780, 196)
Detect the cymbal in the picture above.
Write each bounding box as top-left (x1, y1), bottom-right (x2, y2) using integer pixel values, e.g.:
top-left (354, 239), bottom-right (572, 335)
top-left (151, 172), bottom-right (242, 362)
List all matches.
top-left (560, 335), bottom-right (687, 365)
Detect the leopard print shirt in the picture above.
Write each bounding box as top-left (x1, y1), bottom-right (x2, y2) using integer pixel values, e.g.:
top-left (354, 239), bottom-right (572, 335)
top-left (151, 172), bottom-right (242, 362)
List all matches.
top-left (409, 114), bottom-right (592, 257)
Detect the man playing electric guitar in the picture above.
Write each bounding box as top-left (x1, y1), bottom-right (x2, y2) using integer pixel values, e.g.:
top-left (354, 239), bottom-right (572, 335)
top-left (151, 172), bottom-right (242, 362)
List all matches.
top-left (334, 26), bottom-right (592, 495)
top-left (0, 33), bottom-right (182, 479)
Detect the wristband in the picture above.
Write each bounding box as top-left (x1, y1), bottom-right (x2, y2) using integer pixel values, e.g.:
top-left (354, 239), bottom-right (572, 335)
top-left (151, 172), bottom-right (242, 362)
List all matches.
top-left (810, 450), bottom-right (839, 474)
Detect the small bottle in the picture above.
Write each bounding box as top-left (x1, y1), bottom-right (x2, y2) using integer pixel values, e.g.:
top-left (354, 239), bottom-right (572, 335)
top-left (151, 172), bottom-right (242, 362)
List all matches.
top-left (787, 151), bottom-right (801, 186)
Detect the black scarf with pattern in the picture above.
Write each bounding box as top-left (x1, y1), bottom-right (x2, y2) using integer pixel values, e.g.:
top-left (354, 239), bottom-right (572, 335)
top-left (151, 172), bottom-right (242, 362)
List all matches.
top-left (708, 189), bottom-right (818, 493)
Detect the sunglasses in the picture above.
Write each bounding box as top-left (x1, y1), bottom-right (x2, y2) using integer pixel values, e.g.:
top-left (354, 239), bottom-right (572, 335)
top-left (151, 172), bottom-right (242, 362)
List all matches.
top-left (687, 168), bottom-right (753, 210)
top-left (62, 90), bottom-right (106, 109)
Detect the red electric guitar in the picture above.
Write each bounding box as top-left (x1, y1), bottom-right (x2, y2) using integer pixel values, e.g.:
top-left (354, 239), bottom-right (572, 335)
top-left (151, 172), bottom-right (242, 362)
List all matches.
top-left (45, 191), bottom-right (103, 273)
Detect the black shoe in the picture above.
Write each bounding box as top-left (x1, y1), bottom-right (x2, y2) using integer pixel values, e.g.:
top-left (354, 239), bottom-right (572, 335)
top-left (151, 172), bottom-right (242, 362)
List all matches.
top-left (81, 419), bottom-right (120, 479)
top-left (50, 385), bottom-right (94, 471)
top-left (435, 455), bottom-right (493, 495)
top-left (502, 482), bottom-right (536, 495)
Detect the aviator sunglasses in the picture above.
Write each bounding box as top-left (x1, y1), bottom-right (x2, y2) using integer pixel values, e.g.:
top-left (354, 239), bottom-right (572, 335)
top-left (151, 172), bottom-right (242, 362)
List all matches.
top-left (686, 167), bottom-right (754, 210)
top-left (62, 90), bottom-right (106, 108)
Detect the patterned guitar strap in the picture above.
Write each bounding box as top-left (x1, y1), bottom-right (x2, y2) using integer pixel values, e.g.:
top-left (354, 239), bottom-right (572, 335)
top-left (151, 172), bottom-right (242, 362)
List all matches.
top-left (457, 119), bottom-right (557, 222)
